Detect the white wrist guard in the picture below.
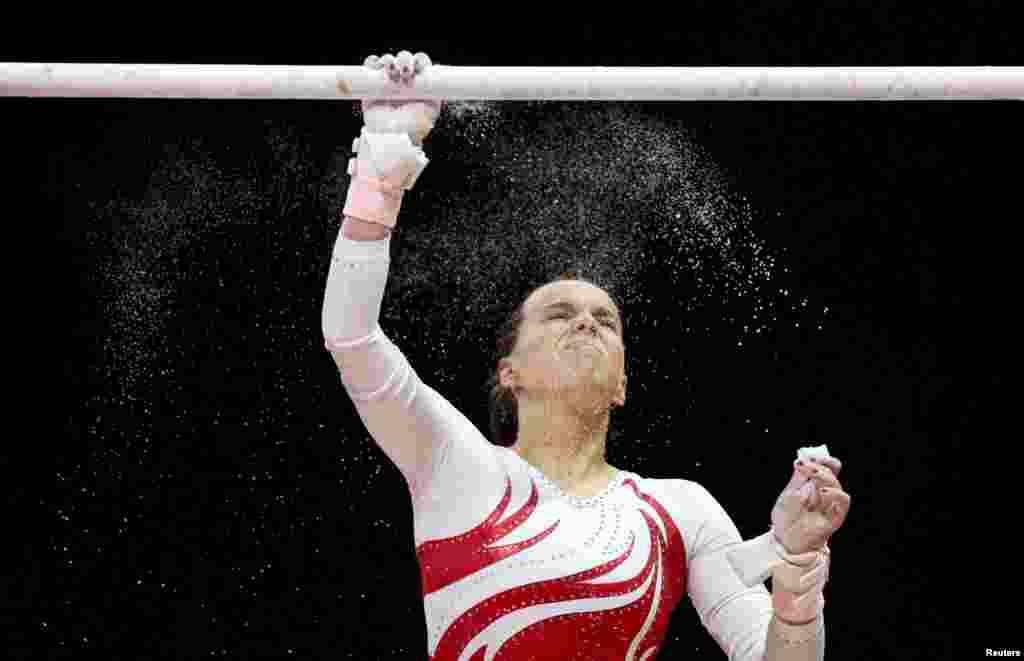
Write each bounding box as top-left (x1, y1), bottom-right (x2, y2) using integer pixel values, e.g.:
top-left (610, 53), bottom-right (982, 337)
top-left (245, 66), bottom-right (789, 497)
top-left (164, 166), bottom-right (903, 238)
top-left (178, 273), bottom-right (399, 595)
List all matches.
top-left (347, 128), bottom-right (429, 191)
top-left (341, 129), bottom-right (429, 229)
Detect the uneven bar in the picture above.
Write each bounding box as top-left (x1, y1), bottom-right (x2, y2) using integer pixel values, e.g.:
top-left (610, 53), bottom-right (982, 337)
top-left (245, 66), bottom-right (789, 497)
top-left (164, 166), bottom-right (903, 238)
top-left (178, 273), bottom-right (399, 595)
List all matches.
top-left (1, 63), bottom-right (1021, 100)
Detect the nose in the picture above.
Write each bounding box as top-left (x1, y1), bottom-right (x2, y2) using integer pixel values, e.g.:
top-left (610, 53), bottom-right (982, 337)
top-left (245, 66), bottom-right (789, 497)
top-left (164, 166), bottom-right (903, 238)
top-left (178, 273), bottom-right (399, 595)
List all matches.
top-left (575, 317), bottom-right (597, 335)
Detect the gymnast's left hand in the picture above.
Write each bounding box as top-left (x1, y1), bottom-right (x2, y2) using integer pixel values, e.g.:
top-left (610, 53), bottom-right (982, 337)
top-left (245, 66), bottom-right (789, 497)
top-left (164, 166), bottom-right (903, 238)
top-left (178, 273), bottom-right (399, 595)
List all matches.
top-left (771, 454), bottom-right (851, 555)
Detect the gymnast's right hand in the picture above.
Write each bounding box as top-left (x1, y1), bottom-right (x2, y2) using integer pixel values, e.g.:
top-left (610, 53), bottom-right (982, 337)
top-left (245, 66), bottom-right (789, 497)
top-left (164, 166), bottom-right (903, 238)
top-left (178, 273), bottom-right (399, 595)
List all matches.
top-left (361, 51), bottom-right (443, 147)
top-left (342, 51), bottom-right (440, 229)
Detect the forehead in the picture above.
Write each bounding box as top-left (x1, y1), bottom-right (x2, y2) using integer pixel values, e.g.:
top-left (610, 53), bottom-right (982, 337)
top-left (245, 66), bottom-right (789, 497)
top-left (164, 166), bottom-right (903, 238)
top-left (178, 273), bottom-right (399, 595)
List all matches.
top-left (526, 280), bottom-right (618, 315)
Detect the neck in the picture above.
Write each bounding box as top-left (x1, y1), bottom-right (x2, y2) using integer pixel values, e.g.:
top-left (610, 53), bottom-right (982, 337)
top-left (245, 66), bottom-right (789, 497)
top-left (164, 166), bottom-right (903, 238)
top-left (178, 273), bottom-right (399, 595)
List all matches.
top-left (510, 396), bottom-right (613, 487)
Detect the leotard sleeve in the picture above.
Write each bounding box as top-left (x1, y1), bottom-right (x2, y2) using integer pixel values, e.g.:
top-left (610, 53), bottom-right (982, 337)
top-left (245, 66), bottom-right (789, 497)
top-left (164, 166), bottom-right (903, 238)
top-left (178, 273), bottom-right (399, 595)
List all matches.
top-left (679, 481), bottom-right (825, 660)
top-left (321, 231), bottom-right (498, 504)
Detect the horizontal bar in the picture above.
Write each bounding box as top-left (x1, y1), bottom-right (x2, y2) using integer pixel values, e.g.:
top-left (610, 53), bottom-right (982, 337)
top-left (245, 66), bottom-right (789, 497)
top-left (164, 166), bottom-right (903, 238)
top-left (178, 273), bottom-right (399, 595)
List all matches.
top-left (1, 63), bottom-right (1021, 100)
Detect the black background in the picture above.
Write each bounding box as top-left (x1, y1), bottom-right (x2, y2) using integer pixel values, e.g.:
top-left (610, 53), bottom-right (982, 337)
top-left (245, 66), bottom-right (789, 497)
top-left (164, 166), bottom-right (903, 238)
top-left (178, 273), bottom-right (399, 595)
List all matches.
top-left (9, 12), bottom-right (1015, 661)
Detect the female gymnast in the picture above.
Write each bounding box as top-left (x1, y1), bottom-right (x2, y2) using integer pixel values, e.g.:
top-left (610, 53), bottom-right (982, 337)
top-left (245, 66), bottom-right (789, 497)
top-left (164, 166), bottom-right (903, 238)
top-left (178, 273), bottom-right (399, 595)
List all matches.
top-left (321, 50), bottom-right (851, 660)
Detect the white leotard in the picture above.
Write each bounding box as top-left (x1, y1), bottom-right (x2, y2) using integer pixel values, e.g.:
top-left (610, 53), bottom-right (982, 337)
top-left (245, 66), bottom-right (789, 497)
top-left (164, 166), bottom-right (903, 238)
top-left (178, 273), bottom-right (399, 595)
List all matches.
top-left (322, 232), bottom-right (824, 660)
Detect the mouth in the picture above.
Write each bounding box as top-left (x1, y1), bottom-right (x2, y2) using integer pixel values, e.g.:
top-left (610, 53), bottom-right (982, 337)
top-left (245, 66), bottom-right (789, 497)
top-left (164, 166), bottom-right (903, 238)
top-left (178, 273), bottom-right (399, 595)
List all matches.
top-left (563, 336), bottom-right (601, 350)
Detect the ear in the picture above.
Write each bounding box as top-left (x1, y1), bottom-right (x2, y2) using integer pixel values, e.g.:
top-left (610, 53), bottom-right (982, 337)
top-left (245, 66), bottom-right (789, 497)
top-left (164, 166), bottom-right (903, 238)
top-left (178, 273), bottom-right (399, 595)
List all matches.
top-left (498, 357), bottom-right (518, 391)
top-left (614, 372), bottom-right (627, 408)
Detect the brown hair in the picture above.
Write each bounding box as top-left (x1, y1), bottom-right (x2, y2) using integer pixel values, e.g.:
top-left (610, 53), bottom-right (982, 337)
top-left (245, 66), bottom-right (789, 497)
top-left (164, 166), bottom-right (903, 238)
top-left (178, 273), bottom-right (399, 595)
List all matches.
top-left (485, 271), bottom-right (626, 447)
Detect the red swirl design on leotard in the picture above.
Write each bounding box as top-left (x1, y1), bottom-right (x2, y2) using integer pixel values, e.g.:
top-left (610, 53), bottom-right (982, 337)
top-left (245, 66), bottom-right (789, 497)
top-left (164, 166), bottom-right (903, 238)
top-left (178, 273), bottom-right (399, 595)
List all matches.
top-left (416, 475), bottom-right (688, 660)
top-left (416, 475), bottom-right (558, 595)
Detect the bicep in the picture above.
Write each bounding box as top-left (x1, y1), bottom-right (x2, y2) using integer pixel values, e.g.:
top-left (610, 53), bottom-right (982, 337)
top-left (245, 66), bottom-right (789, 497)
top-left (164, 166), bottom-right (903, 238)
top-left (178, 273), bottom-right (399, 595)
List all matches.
top-left (333, 328), bottom-right (466, 500)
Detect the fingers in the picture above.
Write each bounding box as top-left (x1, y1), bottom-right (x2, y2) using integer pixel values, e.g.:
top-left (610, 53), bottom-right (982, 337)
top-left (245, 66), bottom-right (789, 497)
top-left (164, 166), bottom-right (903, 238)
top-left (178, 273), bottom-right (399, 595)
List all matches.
top-left (818, 456), bottom-right (842, 477)
top-left (793, 459), bottom-right (847, 523)
top-left (797, 460), bottom-right (840, 490)
top-left (796, 454), bottom-right (841, 475)
top-left (413, 52), bottom-right (432, 73)
top-left (820, 488), bottom-right (851, 528)
top-left (797, 481), bottom-right (817, 509)
top-left (364, 51), bottom-right (433, 84)
top-left (395, 51), bottom-right (414, 79)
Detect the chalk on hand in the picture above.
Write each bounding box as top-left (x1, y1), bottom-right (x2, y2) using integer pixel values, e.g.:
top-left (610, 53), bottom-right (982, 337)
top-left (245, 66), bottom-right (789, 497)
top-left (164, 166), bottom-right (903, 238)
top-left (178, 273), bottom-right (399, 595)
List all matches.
top-left (796, 445), bottom-right (831, 461)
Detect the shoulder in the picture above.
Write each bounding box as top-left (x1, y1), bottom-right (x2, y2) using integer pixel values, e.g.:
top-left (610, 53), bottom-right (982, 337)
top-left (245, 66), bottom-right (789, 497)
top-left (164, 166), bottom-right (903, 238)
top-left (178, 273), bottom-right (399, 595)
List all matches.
top-left (618, 472), bottom-right (713, 502)
top-left (621, 475), bottom-right (728, 524)
top-left (616, 472), bottom-right (730, 519)
top-left (664, 477), bottom-right (724, 510)
top-left (665, 478), bottom-right (741, 533)
top-left (620, 476), bottom-right (741, 561)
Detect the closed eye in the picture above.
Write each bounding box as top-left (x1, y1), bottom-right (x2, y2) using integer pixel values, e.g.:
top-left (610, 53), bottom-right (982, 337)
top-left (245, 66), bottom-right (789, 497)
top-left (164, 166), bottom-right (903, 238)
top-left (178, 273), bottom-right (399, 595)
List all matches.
top-left (548, 312), bottom-right (616, 328)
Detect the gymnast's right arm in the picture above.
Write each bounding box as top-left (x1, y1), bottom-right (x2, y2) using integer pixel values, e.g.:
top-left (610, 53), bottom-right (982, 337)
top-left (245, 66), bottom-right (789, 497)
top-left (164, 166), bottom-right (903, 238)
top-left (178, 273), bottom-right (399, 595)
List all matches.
top-left (320, 52), bottom-right (462, 502)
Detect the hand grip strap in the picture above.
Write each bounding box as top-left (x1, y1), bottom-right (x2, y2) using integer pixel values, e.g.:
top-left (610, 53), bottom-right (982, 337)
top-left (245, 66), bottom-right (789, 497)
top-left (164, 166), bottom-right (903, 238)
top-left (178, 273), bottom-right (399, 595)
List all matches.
top-left (342, 129), bottom-right (429, 228)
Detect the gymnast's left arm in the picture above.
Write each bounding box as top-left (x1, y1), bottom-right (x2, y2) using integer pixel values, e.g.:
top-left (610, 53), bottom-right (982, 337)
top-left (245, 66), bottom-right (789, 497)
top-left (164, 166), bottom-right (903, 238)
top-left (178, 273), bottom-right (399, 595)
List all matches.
top-left (683, 456), bottom-right (851, 661)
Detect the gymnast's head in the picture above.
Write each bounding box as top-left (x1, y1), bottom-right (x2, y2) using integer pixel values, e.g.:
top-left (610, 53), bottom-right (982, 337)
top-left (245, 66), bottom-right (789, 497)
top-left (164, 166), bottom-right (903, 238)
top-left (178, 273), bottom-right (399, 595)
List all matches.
top-left (487, 273), bottom-right (628, 447)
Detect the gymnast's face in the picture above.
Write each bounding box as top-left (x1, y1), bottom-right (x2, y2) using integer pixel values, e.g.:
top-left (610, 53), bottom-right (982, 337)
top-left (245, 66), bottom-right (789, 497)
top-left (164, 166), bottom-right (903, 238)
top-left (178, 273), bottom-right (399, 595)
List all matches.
top-left (500, 280), bottom-right (626, 409)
